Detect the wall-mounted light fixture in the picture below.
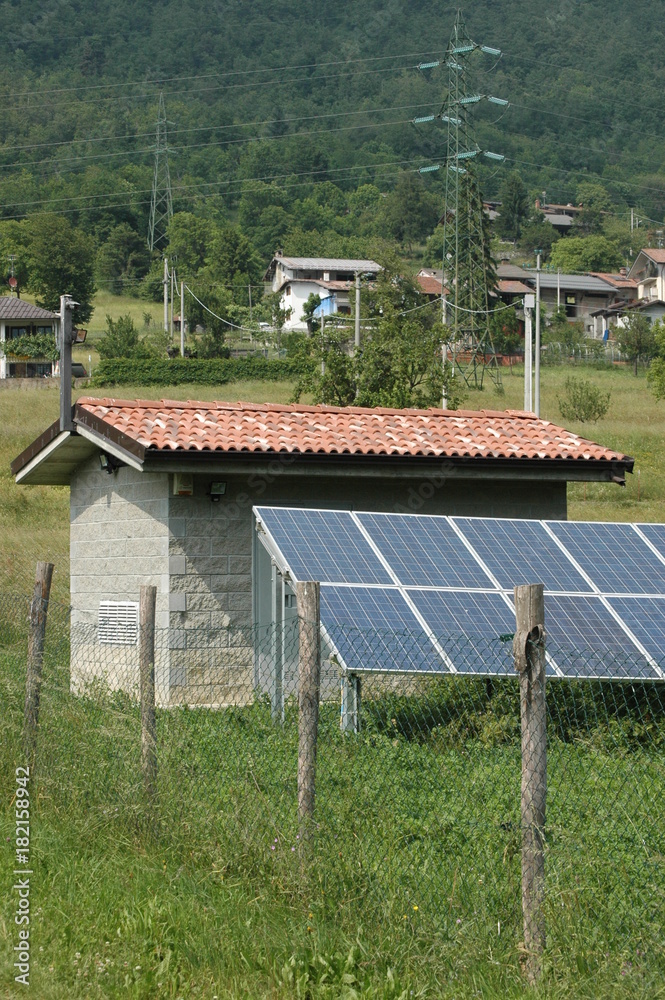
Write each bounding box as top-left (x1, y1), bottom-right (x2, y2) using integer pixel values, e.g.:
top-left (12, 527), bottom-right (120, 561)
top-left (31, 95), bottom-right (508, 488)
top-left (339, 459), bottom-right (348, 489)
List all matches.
top-left (209, 481), bottom-right (227, 503)
top-left (99, 452), bottom-right (120, 474)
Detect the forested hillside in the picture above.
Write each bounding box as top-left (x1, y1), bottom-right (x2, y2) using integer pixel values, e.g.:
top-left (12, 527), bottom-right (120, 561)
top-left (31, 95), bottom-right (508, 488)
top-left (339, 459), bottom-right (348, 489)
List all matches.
top-left (1, 0), bottom-right (664, 308)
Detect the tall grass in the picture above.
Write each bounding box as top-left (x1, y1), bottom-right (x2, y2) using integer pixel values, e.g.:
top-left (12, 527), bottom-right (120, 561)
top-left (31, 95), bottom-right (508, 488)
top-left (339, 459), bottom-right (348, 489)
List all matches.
top-left (1, 604), bottom-right (663, 998)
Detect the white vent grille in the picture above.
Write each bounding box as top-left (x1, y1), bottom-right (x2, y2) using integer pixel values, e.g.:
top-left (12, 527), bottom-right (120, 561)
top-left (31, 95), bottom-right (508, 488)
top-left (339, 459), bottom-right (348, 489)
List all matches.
top-left (99, 601), bottom-right (139, 645)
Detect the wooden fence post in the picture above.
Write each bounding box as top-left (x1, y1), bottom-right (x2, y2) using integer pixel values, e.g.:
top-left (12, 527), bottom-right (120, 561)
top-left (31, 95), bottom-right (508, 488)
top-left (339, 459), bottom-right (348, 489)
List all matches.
top-left (139, 585), bottom-right (158, 803)
top-left (513, 583), bottom-right (547, 985)
top-left (24, 561), bottom-right (54, 765)
top-left (296, 581), bottom-right (320, 832)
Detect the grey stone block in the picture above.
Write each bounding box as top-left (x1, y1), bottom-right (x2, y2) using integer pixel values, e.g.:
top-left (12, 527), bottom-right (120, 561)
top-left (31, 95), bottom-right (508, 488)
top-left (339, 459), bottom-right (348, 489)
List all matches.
top-left (169, 593), bottom-right (187, 612)
top-left (169, 555), bottom-right (187, 575)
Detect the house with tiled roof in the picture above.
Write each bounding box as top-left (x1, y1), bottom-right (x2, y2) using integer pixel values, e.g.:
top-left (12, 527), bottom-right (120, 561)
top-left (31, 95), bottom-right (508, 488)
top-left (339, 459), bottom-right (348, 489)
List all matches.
top-left (263, 253), bottom-right (381, 331)
top-left (0, 297), bottom-right (57, 379)
top-left (12, 398), bottom-right (633, 705)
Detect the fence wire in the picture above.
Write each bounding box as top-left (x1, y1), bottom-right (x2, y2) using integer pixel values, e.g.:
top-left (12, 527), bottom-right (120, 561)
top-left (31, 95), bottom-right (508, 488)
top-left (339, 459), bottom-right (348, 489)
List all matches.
top-left (1, 591), bottom-right (664, 987)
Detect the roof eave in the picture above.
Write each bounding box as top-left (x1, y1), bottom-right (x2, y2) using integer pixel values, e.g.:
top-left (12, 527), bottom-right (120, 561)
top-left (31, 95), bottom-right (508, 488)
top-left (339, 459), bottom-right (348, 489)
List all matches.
top-left (142, 450), bottom-right (633, 483)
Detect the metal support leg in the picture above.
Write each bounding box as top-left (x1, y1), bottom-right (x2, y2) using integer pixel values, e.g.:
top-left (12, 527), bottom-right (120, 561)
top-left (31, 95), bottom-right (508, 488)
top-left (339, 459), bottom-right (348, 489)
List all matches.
top-left (341, 672), bottom-right (360, 733)
top-left (270, 562), bottom-right (283, 723)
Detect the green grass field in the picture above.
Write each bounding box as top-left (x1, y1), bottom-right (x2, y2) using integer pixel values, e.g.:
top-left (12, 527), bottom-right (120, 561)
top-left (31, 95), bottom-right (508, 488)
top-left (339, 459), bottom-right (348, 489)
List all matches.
top-left (1, 355), bottom-right (665, 997)
top-left (1, 606), bottom-right (663, 999)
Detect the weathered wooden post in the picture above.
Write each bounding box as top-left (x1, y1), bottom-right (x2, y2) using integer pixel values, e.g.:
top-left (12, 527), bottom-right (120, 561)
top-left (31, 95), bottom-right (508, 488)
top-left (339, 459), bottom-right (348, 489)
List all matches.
top-left (24, 562), bottom-right (54, 765)
top-left (296, 581), bottom-right (320, 833)
top-left (139, 585), bottom-right (158, 804)
top-left (513, 583), bottom-right (547, 985)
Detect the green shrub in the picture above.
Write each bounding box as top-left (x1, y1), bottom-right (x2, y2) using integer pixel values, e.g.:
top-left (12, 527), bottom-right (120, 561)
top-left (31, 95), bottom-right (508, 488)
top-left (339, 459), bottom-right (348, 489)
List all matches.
top-left (557, 375), bottom-right (611, 422)
top-left (90, 355), bottom-right (312, 387)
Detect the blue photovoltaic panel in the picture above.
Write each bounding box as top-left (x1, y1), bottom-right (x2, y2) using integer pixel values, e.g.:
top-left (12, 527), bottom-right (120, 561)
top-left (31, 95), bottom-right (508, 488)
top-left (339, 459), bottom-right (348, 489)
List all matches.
top-left (255, 506), bottom-right (665, 682)
top-left (357, 513), bottom-right (494, 589)
top-left (549, 522), bottom-right (665, 595)
top-left (320, 586), bottom-right (447, 674)
top-left (635, 524), bottom-right (665, 571)
top-left (255, 507), bottom-right (392, 585)
top-left (606, 597), bottom-right (665, 673)
top-left (452, 517), bottom-right (593, 593)
top-left (544, 595), bottom-right (654, 679)
top-left (407, 589), bottom-right (516, 676)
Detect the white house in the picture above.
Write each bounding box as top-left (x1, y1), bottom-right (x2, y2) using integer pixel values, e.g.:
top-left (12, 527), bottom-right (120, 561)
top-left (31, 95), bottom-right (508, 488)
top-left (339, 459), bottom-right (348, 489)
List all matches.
top-left (263, 253), bottom-right (381, 331)
top-left (628, 249), bottom-right (665, 302)
top-left (0, 298), bottom-right (57, 378)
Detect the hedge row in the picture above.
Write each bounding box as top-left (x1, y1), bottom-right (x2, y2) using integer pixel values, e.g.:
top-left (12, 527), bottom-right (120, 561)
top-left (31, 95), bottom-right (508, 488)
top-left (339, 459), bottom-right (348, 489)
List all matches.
top-left (90, 355), bottom-right (308, 387)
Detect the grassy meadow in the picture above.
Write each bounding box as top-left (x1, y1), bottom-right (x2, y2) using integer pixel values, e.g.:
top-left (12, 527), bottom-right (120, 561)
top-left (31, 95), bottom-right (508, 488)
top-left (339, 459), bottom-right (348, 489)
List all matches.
top-left (1, 331), bottom-right (665, 998)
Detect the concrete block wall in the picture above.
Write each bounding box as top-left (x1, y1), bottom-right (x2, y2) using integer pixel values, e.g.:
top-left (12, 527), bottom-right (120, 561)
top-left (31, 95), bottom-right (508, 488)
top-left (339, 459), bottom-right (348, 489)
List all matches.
top-left (69, 460), bottom-right (567, 706)
top-left (70, 457), bottom-right (170, 702)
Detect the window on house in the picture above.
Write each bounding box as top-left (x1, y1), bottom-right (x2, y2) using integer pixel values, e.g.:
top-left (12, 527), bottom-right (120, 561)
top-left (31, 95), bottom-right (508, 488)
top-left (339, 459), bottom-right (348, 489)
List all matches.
top-left (99, 601), bottom-right (139, 645)
top-left (36, 325), bottom-right (53, 335)
top-left (8, 326), bottom-right (29, 340)
top-left (565, 294), bottom-right (576, 318)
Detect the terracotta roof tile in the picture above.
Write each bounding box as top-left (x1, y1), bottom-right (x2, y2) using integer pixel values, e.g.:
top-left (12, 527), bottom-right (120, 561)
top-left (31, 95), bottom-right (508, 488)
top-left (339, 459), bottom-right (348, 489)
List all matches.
top-left (73, 398), bottom-right (630, 465)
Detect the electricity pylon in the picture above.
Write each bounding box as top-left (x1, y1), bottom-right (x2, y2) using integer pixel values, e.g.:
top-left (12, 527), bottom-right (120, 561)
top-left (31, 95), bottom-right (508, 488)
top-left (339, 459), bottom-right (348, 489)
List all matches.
top-left (148, 92), bottom-right (174, 252)
top-left (416, 10), bottom-right (508, 388)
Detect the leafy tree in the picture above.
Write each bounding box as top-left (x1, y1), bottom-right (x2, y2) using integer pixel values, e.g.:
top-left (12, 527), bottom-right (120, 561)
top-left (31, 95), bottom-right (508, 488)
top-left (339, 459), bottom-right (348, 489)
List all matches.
top-left (0, 220), bottom-right (30, 293)
top-left (292, 259), bottom-right (466, 409)
top-left (23, 214), bottom-right (96, 324)
top-left (379, 173), bottom-right (440, 248)
top-left (558, 377), bottom-right (611, 423)
top-left (96, 223), bottom-right (150, 296)
top-left (517, 215), bottom-right (560, 261)
top-left (165, 213), bottom-right (214, 279)
top-left (616, 312), bottom-right (657, 374)
top-left (543, 306), bottom-right (586, 352)
top-left (573, 182), bottom-right (613, 236)
top-left (97, 314), bottom-right (155, 360)
top-left (301, 292), bottom-right (321, 331)
top-left (647, 323), bottom-right (665, 399)
top-left (496, 172), bottom-right (530, 241)
top-left (549, 235), bottom-right (624, 273)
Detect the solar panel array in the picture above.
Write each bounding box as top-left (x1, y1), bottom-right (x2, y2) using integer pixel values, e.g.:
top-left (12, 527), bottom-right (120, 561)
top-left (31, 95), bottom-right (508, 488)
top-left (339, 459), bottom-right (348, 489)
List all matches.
top-left (254, 507), bottom-right (665, 681)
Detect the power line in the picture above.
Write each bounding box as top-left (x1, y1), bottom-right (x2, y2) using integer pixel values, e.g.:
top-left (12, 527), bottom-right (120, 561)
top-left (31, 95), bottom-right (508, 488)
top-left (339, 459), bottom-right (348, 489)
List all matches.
top-left (0, 102), bottom-right (437, 169)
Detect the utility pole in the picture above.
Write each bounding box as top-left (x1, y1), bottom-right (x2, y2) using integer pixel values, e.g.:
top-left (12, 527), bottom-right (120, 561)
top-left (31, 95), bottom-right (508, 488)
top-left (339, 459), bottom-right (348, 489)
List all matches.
top-left (320, 312), bottom-right (325, 376)
top-left (441, 342), bottom-right (448, 409)
top-left (180, 280), bottom-right (185, 357)
top-left (147, 92), bottom-right (174, 252)
top-left (524, 293), bottom-right (534, 412)
top-left (248, 284), bottom-right (253, 324)
top-left (534, 252), bottom-right (541, 417)
top-left (353, 272), bottom-right (361, 353)
top-left (163, 257), bottom-right (169, 332)
top-left (59, 295), bottom-right (77, 433)
top-left (170, 266), bottom-right (175, 344)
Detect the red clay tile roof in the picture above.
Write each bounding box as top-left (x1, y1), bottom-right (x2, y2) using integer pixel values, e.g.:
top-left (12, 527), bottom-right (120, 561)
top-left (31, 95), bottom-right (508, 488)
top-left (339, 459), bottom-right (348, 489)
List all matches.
top-left (416, 274), bottom-right (450, 296)
top-left (641, 249), bottom-right (665, 263)
top-left (497, 279), bottom-right (532, 295)
top-left (74, 398), bottom-right (631, 464)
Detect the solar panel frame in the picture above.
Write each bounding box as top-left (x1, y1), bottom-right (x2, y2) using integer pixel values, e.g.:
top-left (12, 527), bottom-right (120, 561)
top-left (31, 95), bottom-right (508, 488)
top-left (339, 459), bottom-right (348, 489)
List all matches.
top-left (548, 520), bottom-right (665, 597)
top-left (451, 516), bottom-right (594, 594)
top-left (254, 506), bottom-right (665, 684)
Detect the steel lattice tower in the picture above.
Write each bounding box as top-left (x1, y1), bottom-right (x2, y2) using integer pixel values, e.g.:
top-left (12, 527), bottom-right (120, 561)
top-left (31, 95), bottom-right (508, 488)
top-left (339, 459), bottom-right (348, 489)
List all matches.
top-left (437, 10), bottom-right (506, 389)
top-left (148, 92), bottom-right (174, 252)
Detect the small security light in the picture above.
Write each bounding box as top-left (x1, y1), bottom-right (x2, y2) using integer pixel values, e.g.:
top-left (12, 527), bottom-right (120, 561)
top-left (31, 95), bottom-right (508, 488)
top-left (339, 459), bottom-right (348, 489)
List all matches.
top-left (99, 452), bottom-right (119, 474)
top-left (209, 481), bottom-right (227, 503)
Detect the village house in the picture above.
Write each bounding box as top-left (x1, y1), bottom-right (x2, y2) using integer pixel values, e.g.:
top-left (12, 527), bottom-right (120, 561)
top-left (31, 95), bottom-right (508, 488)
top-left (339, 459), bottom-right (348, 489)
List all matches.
top-left (12, 397), bottom-right (632, 706)
top-left (0, 298), bottom-right (57, 379)
top-left (263, 253), bottom-right (381, 331)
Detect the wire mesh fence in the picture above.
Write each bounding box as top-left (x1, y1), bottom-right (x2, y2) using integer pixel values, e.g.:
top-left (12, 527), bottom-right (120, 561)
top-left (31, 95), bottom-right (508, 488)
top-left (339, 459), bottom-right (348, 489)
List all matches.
top-left (1, 588), bottom-right (664, 985)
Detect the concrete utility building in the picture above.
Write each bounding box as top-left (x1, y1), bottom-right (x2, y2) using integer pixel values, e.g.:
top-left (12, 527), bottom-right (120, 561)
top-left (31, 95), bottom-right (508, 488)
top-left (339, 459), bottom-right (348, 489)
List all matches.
top-left (12, 398), bottom-right (632, 706)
